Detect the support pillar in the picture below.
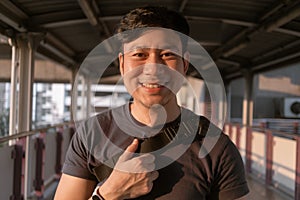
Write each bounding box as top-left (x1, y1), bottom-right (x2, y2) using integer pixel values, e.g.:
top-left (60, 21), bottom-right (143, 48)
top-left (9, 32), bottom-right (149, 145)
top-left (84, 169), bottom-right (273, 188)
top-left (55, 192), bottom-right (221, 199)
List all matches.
top-left (8, 38), bottom-right (19, 145)
top-left (16, 32), bottom-right (44, 199)
top-left (70, 68), bottom-right (78, 122)
top-left (224, 81), bottom-right (231, 123)
top-left (242, 70), bottom-right (253, 127)
top-left (242, 69), bottom-right (254, 173)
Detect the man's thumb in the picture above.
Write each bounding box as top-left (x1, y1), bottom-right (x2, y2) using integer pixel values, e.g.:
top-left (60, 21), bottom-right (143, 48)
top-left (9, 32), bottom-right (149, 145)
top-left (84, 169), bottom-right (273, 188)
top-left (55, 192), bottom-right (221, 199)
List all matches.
top-left (118, 139), bottom-right (139, 162)
top-left (126, 138), bottom-right (139, 152)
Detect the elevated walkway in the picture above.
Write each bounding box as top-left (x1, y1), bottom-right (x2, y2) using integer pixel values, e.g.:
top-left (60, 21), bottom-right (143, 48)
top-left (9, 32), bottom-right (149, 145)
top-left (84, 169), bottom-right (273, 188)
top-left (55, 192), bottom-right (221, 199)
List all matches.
top-left (0, 121), bottom-right (299, 199)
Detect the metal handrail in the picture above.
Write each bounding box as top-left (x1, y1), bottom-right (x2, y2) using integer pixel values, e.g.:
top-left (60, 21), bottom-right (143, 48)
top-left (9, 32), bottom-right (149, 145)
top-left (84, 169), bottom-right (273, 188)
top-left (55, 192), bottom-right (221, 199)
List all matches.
top-left (227, 122), bottom-right (299, 139)
top-left (0, 121), bottom-right (74, 144)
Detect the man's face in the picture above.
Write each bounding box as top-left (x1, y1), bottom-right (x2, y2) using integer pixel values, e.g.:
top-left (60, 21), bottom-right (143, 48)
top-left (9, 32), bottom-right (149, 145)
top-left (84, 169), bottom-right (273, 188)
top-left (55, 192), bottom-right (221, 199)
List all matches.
top-left (119, 29), bottom-right (189, 108)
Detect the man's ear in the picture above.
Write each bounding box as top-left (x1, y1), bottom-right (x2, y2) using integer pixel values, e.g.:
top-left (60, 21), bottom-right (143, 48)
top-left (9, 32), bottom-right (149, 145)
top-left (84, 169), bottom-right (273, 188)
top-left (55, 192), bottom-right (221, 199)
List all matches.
top-left (118, 52), bottom-right (124, 76)
top-left (183, 51), bottom-right (190, 74)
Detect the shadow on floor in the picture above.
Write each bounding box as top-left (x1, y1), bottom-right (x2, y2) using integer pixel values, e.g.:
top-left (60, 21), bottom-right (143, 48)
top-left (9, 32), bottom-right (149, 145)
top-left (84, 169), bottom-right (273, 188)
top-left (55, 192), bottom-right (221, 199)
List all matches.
top-left (246, 175), bottom-right (293, 200)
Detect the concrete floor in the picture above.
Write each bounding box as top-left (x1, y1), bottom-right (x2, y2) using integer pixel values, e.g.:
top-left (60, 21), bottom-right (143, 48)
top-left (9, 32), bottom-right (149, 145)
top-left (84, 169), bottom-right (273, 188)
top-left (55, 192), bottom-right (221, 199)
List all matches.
top-left (246, 175), bottom-right (294, 200)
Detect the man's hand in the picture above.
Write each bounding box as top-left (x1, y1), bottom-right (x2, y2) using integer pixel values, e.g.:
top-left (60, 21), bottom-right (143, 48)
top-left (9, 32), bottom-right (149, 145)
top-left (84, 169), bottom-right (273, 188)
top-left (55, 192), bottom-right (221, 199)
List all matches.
top-left (99, 139), bottom-right (159, 199)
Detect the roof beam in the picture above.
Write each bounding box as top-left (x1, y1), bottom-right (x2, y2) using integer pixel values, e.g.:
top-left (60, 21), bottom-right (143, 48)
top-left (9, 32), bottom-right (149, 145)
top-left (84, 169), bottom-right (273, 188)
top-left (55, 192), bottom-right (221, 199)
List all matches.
top-left (211, 1), bottom-right (300, 60)
top-left (46, 33), bottom-right (75, 56)
top-left (41, 18), bottom-right (88, 28)
top-left (225, 42), bottom-right (300, 80)
top-left (0, 1), bottom-right (77, 67)
top-left (78, 0), bottom-right (98, 26)
top-left (0, 6), bottom-right (26, 32)
top-left (40, 13), bottom-right (300, 38)
top-left (264, 3), bottom-right (300, 32)
top-left (217, 58), bottom-right (240, 67)
top-left (179, 0), bottom-right (189, 13)
top-left (78, 0), bottom-right (115, 54)
top-left (252, 42), bottom-right (300, 71)
top-left (258, 0), bottom-right (287, 22)
top-left (78, 0), bottom-right (111, 36)
top-left (0, 0), bottom-right (28, 19)
top-left (40, 41), bottom-right (76, 65)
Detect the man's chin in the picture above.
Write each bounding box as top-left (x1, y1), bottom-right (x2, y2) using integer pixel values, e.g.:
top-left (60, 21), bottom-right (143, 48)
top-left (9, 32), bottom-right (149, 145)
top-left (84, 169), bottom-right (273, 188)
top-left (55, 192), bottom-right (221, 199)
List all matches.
top-left (140, 99), bottom-right (166, 108)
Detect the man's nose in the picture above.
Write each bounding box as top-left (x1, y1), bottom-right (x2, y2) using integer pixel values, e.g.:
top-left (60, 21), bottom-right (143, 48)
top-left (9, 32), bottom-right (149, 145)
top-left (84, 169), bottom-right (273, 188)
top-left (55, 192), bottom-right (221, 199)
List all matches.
top-left (143, 54), bottom-right (164, 75)
top-left (143, 63), bottom-right (165, 76)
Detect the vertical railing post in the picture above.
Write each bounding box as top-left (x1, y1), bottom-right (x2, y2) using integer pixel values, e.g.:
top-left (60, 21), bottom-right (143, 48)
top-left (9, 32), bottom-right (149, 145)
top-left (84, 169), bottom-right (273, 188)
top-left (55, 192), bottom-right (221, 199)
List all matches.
top-left (55, 129), bottom-right (63, 175)
top-left (34, 137), bottom-right (44, 197)
top-left (236, 124), bottom-right (241, 149)
top-left (295, 135), bottom-right (300, 200)
top-left (265, 130), bottom-right (273, 186)
top-left (11, 145), bottom-right (23, 200)
top-left (294, 122), bottom-right (299, 134)
top-left (228, 124), bottom-right (232, 139)
top-left (245, 126), bottom-right (252, 173)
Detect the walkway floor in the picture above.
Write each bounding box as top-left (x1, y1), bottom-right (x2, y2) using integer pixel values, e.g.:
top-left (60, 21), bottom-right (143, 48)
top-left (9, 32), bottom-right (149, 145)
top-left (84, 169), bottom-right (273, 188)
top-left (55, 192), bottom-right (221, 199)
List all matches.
top-left (246, 175), bottom-right (293, 200)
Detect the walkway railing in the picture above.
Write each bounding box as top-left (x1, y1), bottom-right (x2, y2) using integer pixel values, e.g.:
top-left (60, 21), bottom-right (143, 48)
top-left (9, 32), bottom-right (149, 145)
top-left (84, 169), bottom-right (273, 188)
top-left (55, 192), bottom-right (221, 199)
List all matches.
top-left (224, 122), bottom-right (300, 200)
top-left (0, 122), bottom-right (74, 200)
top-left (1, 121), bottom-right (300, 199)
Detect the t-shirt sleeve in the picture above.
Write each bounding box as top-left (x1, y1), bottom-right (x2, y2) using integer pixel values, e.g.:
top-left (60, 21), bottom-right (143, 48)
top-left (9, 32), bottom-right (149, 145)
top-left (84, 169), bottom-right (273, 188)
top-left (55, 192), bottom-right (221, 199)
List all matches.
top-left (62, 127), bottom-right (97, 181)
top-left (216, 136), bottom-right (249, 199)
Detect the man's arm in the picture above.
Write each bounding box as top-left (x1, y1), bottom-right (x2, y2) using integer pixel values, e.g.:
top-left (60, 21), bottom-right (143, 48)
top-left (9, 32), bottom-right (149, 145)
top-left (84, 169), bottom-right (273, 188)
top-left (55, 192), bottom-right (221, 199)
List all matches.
top-left (54, 173), bottom-right (96, 200)
top-left (55, 139), bottom-right (158, 200)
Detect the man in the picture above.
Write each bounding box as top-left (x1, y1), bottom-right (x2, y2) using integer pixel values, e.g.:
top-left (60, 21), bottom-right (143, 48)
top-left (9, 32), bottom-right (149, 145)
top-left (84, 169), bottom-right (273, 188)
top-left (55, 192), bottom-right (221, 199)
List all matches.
top-left (55, 6), bottom-right (249, 200)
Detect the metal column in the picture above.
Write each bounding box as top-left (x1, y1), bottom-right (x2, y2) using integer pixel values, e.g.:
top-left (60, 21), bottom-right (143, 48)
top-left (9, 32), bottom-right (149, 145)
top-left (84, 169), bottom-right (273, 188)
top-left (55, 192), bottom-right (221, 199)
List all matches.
top-left (70, 68), bottom-right (78, 122)
top-left (242, 70), bottom-right (253, 127)
top-left (16, 32), bottom-right (44, 199)
top-left (8, 38), bottom-right (19, 145)
top-left (224, 81), bottom-right (231, 123)
top-left (242, 69), bottom-right (254, 174)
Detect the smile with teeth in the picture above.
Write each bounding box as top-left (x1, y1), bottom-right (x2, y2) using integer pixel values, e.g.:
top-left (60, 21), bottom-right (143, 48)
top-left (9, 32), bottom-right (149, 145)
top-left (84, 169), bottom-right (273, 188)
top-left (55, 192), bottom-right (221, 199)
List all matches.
top-left (141, 83), bottom-right (163, 88)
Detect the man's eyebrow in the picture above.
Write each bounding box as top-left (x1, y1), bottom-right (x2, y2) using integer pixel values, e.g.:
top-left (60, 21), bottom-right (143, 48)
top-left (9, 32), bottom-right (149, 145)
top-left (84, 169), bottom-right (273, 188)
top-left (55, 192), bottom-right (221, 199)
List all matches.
top-left (127, 45), bottom-right (180, 51)
top-left (124, 45), bottom-right (148, 52)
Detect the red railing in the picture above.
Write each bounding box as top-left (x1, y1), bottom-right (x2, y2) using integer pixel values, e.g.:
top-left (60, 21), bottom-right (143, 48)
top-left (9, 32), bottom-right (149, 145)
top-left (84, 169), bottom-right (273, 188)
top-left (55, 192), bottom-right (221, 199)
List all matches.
top-left (1, 121), bottom-right (299, 199)
top-left (225, 122), bottom-right (300, 200)
top-left (0, 122), bottom-right (74, 200)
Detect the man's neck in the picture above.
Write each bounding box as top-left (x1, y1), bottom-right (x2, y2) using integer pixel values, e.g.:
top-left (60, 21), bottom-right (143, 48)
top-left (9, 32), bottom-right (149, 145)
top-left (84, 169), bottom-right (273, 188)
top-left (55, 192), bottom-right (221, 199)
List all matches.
top-left (130, 100), bottom-right (181, 127)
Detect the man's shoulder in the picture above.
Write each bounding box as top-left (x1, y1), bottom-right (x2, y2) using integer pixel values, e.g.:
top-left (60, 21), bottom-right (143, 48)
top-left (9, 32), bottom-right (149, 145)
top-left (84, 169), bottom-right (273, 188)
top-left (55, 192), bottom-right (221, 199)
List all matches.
top-left (95, 103), bottom-right (128, 121)
top-left (76, 104), bottom-right (128, 132)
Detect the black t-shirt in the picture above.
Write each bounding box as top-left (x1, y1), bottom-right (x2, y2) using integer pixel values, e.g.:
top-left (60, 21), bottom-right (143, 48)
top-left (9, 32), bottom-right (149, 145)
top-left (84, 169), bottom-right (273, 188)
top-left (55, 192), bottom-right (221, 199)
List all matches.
top-left (62, 104), bottom-right (249, 199)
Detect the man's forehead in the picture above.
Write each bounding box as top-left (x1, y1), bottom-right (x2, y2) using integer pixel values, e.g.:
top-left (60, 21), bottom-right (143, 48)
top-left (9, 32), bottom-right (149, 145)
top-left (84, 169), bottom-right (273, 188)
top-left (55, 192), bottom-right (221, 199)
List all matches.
top-left (123, 29), bottom-right (182, 52)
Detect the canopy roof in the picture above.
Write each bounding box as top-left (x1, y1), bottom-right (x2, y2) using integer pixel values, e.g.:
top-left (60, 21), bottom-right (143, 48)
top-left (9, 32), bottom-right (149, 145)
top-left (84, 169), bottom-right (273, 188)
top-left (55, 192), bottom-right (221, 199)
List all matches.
top-left (0, 0), bottom-right (299, 83)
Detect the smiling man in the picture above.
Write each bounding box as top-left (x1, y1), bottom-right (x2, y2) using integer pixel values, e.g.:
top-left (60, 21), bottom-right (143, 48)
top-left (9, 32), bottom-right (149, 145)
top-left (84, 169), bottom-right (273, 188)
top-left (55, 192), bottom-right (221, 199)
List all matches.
top-left (54, 6), bottom-right (249, 200)
top-left (120, 28), bottom-right (189, 126)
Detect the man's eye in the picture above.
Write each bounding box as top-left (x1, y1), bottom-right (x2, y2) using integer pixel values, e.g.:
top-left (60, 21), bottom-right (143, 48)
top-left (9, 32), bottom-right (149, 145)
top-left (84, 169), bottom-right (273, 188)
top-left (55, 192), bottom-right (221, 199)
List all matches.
top-left (161, 52), bottom-right (177, 58)
top-left (133, 53), bottom-right (146, 57)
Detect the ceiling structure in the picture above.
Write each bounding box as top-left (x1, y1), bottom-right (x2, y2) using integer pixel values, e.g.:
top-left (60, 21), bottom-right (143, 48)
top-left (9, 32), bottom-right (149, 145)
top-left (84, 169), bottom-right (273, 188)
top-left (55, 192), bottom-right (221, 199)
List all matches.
top-left (0, 0), bottom-right (300, 83)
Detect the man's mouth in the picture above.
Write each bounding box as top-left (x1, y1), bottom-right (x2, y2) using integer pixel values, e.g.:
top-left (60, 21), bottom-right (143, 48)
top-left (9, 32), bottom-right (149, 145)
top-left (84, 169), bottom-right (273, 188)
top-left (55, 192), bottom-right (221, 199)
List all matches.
top-left (141, 83), bottom-right (163, 88)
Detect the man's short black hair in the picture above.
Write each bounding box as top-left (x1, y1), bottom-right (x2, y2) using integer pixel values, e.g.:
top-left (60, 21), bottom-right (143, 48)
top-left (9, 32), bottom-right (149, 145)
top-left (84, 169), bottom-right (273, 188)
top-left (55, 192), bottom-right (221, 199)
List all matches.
top-left (116, 6), bottom-right (190, 51)
top-left (116, 6), bottom-right (189, 35)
